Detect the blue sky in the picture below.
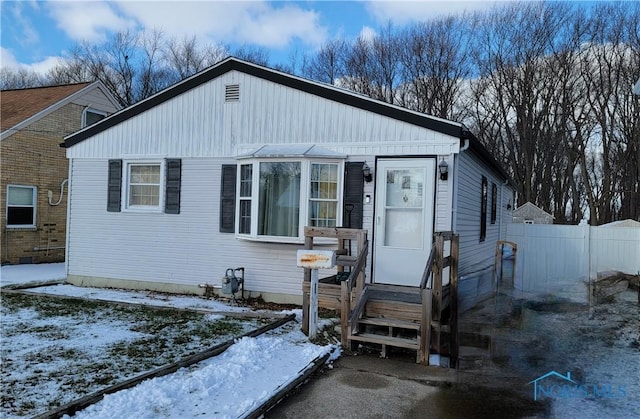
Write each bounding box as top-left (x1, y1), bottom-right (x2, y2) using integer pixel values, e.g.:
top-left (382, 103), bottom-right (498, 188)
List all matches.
top-left (0, 0), bottom-right (503, 73)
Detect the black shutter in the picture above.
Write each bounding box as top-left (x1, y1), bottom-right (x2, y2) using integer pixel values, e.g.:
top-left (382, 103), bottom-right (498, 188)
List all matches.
top-left (107, 160), bottom-right (122, 212)
top-left (220, 164), bottom-right (237, 233)
top-left (165, 159), bottom-right (181, 214)
top-left (343, 161), bottom-right (364, 229)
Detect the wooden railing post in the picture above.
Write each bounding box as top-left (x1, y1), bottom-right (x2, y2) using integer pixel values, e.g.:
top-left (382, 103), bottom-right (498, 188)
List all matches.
top-left (449, 234), bottom-right (459, 368)
top-left (301, 235), bottom-right (313, 334)
top-left (419, 288), bottom-right (432, 365)
top-left (433, 235), bottom-right (444, 322)
top-left (340, 281), bottom-right (350, 347)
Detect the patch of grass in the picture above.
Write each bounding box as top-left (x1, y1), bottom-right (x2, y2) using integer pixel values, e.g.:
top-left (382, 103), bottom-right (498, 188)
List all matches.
top-left (1, 292), bottom-right (266, 418)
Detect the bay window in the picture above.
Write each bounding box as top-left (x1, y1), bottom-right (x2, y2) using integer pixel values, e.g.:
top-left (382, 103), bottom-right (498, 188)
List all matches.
top-left (236, 159), bottom-right (342, 241)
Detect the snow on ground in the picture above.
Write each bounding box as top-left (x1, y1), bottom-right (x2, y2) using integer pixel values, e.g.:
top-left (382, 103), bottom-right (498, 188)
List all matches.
top-left (1, 263), bottom-right (340, 419)
top-left (0, 262), bottom-right (66, 286)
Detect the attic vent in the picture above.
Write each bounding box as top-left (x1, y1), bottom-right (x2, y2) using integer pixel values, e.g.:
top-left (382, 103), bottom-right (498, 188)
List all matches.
top-left (225, 84), bottom-right (240, 102)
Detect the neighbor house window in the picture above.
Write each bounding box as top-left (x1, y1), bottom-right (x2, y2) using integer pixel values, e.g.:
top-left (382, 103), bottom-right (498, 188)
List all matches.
top-left (237, 159), bottom-right (342, 240)
top-left (83, 108), bottom-right (107, 127)
top-left (125, 162), bottom-right (163, 210)
top-left (6, 185), bottom-right (37, 228)
top-left (480, 176), bottom-right (487, 242)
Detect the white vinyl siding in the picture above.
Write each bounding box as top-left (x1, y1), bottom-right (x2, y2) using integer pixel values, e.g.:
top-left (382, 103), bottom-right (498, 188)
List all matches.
top-left (67, 159), bottom-right (320, 296)
top-left (455, 151), bottom-right (507, 276)
top-left (67, 70), bottom-right (460, 159)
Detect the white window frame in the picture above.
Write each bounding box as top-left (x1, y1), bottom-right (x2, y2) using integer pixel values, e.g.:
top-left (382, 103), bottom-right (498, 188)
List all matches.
top-left (6, 185), bottom-right (37, 229)
top-left (236, 158), bottom-right (344, 243)
top-left (122, 160), bottom-right (164, 212)
top-left (82, 108), bottom-right (107, 128)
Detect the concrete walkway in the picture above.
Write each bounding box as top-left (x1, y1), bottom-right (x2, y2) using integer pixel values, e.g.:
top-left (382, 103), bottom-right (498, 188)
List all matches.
top-left (265, 351), bottom-right (549, 419)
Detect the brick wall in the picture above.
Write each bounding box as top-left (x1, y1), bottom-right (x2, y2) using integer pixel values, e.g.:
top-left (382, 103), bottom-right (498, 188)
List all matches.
top-left (1, 104), bottom-right (83, 264)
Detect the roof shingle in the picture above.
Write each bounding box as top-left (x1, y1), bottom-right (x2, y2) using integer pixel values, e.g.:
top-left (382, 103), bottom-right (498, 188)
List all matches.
top-left (1, 83), bottom-right (91, 131)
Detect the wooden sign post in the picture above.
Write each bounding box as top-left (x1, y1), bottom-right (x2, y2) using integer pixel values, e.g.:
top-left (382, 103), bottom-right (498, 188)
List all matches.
top-left (296, 250), bottom-right (336, 338)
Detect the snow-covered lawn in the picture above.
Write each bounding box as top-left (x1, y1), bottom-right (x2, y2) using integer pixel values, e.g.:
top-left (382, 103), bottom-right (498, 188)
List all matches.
top-left (0, 263), bottom-right (339, 419)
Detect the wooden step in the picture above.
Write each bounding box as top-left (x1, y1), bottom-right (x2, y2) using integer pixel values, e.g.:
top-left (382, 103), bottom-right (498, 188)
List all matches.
top-left (349, 332), bottom-right (420, 350)
top-left (357, 317), bottom-right (420, 330)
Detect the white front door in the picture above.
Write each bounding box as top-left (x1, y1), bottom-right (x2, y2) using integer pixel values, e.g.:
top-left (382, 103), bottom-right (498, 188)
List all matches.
top-left (373, 158), bottom-right (436, 286)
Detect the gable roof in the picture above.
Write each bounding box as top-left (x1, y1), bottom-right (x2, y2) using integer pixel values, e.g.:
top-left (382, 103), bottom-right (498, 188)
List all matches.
top-left (513, 202), bottom-right (553, 217)
top-left (63, 57), bottom-right (509, 180)
top-left (1, 82), bottom-right (119, 141)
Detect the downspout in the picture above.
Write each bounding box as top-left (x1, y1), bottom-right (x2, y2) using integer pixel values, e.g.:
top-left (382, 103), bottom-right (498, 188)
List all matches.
top-left (64, 158), bottom-right (72, 279)
top-left (451, 138), bottom-right (470, 233)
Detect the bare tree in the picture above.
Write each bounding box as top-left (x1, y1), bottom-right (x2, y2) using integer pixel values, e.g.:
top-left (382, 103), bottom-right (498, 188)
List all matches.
top-left (301, 39), bottom-right (348, 85)
top-left (232, 45), bottom-right (269, 66)
top-left (470, 2), bottom-right (579, 215)
top-left (0, 67), bottom-right (49, 89)
top-left (165, 35), bottom-right (227, 82)
top-left (398, 16), bottom-right (473, 119)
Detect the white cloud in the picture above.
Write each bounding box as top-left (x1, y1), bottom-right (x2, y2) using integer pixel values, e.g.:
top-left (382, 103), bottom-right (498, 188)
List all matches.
top-left (365, 0), bottom-right (500, 25)
top-left (358, 26), bottom-right (377, 43)
top-left (47, 0), bottom-right (137, 43)
top-left (112, 1), bottom-right (328, 49)
top-left (1, 47), bottom-right (65, 73)
top-left (1, 48), bottom-right (20, 69)
top-left (9, 1), bottom-right (40, 45)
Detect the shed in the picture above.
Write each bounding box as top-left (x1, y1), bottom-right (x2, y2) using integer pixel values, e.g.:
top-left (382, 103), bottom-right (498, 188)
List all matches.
top-left (512, 202), bottom-right (554, 224)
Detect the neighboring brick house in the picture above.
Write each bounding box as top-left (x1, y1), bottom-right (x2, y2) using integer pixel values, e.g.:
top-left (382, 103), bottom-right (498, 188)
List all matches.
top-left (1, 82), bottom-right (120, 265)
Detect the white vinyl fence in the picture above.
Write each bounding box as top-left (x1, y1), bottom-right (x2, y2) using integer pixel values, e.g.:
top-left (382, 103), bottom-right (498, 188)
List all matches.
top-left (505, 223), bottom-right (640, 302)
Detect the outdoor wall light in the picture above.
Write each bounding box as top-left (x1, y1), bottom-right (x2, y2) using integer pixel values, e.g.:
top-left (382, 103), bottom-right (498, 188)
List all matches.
top-left (438, 159), bottom-right (449, 181)
top-left (363, 163), bottom-right (373, 182)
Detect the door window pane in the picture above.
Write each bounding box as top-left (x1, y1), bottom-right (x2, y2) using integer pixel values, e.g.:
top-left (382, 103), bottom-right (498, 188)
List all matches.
top-left (384, 168), bottom-right (425, 248)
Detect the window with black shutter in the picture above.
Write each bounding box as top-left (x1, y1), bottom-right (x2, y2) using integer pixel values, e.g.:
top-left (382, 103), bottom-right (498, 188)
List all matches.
top-left (220, 164), bottom-right (237, 232)
top-left (491, 183), bottom-right (497, 224)
top-left (480, 176), bottom-right (488, 241)
top-left (164, 159), bottom-right (181, 214)
top-left (343, 162), bottom-right (364, 229)
top-left (107, 160), bottom-right (122, 212)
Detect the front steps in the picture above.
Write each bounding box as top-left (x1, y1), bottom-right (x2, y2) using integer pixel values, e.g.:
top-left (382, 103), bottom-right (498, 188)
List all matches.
top-left (348, 285), bottom-right (450, 363)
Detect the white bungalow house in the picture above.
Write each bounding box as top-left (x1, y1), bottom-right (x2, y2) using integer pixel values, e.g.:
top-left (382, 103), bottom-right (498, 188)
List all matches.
top-left (63, 57), bottom-right (513, 305)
